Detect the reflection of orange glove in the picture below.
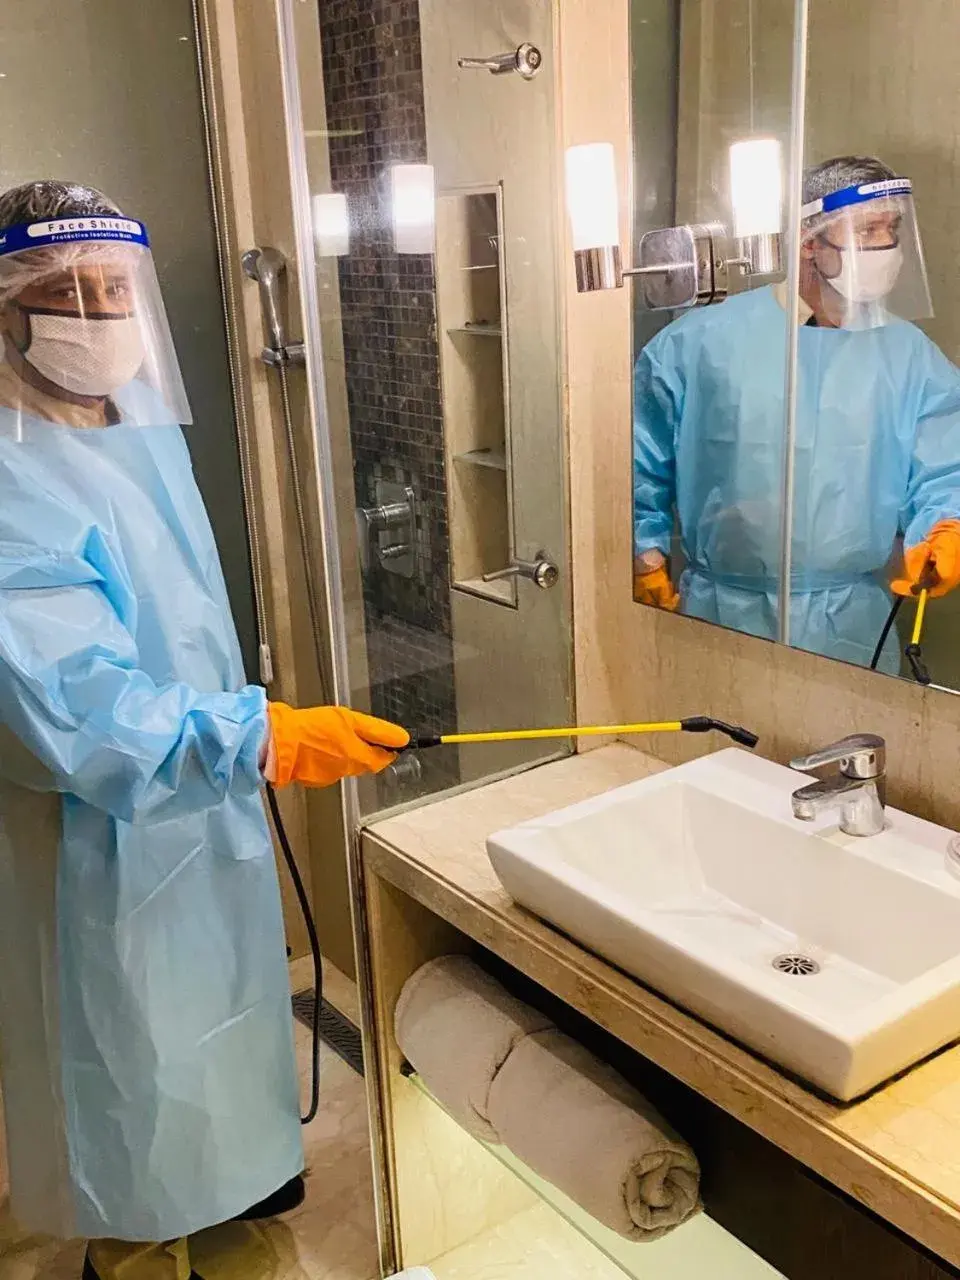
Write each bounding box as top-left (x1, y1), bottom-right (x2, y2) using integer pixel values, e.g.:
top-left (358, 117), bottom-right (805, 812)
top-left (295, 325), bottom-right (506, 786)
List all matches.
top-left (892, 519), bottom-right (960, 599)
top-left (634, 565), bottom-right (680, 611)
top-left (267, 703), bottom-right (410, 788)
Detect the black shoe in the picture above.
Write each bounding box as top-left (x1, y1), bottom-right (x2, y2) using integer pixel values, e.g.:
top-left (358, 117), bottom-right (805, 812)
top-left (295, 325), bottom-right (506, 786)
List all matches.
top-left (233, 1173), bottom-right (305, 1222)
top-left (83, 1250), bottom-right (202, 1279)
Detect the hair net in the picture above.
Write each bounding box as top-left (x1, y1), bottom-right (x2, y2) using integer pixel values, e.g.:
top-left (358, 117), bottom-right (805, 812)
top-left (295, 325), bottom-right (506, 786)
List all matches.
top-left (801, 156), bottom-right (897, 237)
top-left (0, 180), bottom-right (123, 231)
top-left (0, 181), bottom-right (130, 306)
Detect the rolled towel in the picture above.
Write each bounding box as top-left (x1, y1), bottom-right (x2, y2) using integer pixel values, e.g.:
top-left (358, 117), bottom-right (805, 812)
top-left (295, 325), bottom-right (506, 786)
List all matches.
top-left (487, 1029), bottom-right (700, 1241)
top-left (395, 955), bottom-right (552, 1141)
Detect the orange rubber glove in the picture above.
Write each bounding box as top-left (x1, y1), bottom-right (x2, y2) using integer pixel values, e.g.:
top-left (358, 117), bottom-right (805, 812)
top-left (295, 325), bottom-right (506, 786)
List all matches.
top-left (634, 565), bottom-right (680, 611)
top-left (267, 703), bottom-right (410, 788)
top-left (891, 519), bottom-right (960, 599)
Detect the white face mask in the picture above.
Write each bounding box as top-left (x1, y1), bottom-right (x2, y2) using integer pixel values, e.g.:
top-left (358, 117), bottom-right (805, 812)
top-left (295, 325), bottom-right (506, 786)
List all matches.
top-left (827, 244), bottom-right (904, 305)
top-left (20, 311), bottom-right (145, 398)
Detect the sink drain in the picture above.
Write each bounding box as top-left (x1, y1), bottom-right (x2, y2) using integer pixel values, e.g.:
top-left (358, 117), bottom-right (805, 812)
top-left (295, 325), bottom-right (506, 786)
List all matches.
top-left (772, 953), bottom-right (821, 976)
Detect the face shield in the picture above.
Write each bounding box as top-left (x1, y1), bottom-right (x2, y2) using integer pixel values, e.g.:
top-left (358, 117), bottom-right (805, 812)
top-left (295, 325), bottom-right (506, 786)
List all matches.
top-left (800, 178), bottom-right (932, 330)
top-left (0, 215), bottom-right (191, 434)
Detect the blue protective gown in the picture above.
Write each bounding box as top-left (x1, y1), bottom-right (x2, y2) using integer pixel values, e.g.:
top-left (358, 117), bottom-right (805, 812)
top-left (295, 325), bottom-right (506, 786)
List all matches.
top-left (0, 385), bottom-right (303, 1242)
top-left (633, 286), bottom-right (960, 670)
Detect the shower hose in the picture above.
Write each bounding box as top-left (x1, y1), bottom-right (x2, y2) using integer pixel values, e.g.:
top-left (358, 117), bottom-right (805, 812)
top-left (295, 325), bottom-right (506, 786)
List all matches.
top-left (254, 359), bottom-right (330, 1128)
top-left (235, 255), bottom-right (333, 1128)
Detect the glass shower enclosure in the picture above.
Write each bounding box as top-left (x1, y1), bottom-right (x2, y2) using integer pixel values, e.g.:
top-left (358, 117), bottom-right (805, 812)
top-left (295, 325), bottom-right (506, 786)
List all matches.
top-left (273, 0), bottom-right (573, 824)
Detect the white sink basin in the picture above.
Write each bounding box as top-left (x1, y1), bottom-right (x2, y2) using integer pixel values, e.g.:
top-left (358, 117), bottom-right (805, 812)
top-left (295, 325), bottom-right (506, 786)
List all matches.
top-left (487, 749), bottom-right (960, 1100)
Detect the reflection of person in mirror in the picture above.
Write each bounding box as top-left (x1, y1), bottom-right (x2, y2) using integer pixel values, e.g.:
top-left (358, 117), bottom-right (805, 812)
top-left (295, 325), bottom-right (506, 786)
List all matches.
top-left (633, 155), bottom-right (960, 674)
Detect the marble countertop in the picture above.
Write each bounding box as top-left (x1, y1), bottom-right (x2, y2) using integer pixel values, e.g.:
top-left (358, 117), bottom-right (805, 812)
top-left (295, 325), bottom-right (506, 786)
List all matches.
top-left (364, 745), bottom-right (960, 1268)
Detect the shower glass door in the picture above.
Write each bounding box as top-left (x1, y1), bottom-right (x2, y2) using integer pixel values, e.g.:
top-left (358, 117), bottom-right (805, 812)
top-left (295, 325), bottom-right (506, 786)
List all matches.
top-left (279, 0), bottom-right (572, 817)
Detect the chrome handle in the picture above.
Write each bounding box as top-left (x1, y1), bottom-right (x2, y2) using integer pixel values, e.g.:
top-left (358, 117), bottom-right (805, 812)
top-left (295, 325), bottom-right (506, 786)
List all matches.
top-left (379, 542), bottom-right (410, 561)
top-left (790, 734), bottom-right (886, 779)
top-left (356, 484), bottom-right (416, 578)
top-left (458, 43), bottom-right (543, 80)
top-left (382, 751), bottom-right (423, 788)
top-left (358, 501), bottom-right (410, 535)
top-left (483, 555), bottom-right (559, 590)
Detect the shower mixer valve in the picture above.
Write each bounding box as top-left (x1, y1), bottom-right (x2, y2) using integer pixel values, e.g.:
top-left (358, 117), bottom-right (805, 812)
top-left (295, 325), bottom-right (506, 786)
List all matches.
top-left (356, 481), bottom-right (417, 579)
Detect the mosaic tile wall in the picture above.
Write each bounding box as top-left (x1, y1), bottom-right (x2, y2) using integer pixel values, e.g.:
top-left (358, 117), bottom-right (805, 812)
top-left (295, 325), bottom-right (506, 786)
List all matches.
top-left (316, 0), bottom-right (460, 797)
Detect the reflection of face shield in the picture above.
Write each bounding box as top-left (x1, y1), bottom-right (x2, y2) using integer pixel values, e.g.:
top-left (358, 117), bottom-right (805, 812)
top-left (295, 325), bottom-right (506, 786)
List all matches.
top-left (0, 216), bottom-right (191, 432)
top-left (800, 179), bottom-right (932, 329)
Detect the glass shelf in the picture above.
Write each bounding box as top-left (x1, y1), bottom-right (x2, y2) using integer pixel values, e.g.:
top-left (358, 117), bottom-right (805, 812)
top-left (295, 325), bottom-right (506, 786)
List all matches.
top-left (453, 448), bottom-right (507, 471)
top-left (447, 323), bottom-right (503, 337)
top-left (408, 1074), bottom-right (784, 1280)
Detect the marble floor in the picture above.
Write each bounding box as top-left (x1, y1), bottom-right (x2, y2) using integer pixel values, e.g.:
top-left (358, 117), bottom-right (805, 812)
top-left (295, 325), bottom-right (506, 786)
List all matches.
top-left (0, 972), bottom-right (380, 1280)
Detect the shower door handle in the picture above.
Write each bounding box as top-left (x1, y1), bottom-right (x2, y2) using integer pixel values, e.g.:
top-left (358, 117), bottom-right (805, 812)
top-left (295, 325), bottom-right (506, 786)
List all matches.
top-left (483, 554), bottom-right (559, 590)
top-left (458, 43), bottom-right (543, 80)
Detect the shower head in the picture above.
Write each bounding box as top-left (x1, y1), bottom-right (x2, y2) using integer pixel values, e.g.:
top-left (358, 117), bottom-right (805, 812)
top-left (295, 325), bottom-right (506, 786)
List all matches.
top-left (241, 246), bottom-right (288, 354)
top-left (241, 245), bottom-right (287, 288)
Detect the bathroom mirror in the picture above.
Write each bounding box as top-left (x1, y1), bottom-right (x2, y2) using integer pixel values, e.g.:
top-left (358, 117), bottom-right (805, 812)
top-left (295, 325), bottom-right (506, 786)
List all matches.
top-left (787, 0), bottom-right (960, 691)
top-left (630, 0), bottom-right (796, 650)
top-left (631, 0), bottom-right (960, 695)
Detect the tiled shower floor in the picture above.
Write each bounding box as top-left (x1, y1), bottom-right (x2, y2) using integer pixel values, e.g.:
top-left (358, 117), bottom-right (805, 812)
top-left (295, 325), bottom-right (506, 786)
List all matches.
top-left (0, 1019), bottom-right (380, 1280)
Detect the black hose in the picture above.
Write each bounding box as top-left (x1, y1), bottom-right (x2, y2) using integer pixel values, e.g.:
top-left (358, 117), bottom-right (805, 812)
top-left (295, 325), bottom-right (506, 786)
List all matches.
top-left (679, 717), bottom-right (759, 748)
top-left (266, 783), bottom-right (323, 1126)
top-left (870, 595), bottom-right (903, 671)
top-left (905, 643), bottom-right (932, 686)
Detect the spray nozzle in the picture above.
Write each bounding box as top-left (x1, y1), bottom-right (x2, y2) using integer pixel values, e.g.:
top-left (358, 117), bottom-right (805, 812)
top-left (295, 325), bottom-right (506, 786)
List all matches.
top-left (905, 644), bottom-right (932, 686)
top-left (680, 717), bottom-right (760, 748)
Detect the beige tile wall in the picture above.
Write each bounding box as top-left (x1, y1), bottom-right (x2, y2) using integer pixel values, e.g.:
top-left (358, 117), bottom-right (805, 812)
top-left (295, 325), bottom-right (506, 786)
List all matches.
top-left (559, 0), bottom-right (960, 829)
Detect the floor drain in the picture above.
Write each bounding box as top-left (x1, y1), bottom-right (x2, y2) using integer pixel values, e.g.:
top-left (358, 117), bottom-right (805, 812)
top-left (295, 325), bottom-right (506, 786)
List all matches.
top-left (772, 953), bottom-right (821, 976)
top-left (292, 991), bottom-right (365, 1076)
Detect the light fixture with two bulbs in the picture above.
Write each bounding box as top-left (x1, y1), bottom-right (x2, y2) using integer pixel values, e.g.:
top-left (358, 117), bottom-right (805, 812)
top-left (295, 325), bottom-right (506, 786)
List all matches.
top-left (566, 138), bottom-right (784, 306)
top-left (311, 164), bottom-right (439, 260)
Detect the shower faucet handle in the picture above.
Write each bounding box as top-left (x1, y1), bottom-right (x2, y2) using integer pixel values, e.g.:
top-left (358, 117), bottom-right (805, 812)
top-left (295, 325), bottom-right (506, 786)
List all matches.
top-left (458, 43), bottom-right (543, 80)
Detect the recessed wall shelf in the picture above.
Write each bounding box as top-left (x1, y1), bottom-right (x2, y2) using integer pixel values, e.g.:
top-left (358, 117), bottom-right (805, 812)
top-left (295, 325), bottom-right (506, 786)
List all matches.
top-left (453, 575), bottom-right (515, 605)
top-left (454, 448), bottom-right (507, 471)
top-left (447, 323), bottom-right (503, 337)
top-left (435, 184), bottom-right (516, 608)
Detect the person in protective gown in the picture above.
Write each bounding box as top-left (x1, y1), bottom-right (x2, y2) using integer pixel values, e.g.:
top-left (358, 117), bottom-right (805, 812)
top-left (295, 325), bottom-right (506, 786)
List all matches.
top-left (0, 181), bottom-right (409, 1280)
top-left (633, 155), bottom-right (960, 672)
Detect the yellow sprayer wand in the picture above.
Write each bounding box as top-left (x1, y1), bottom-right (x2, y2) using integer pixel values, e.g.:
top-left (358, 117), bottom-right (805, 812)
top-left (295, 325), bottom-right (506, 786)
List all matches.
top-left (911, 589), bottom-right (929, 647)
top-left (410, 716), bottom-right (759, 751)
top-left (905, 585), bottom-right (932, 686)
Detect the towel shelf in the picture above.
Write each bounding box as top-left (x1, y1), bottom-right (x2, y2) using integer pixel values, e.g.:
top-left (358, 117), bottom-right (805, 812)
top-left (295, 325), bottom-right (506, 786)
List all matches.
top-left (407, 1073), bottom-right (784, 1280)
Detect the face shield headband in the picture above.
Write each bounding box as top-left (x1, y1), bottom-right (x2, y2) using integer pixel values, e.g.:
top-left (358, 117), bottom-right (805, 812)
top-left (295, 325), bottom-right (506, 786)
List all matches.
top-left (798, 177), bottom-right (932, 327)
top-left (0, 215), bottom-right (192, 431)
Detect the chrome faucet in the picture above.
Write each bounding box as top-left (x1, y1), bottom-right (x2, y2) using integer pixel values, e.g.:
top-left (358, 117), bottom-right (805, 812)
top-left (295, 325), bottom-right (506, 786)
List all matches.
top-left (789, 734), bottom-right (886, 837)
